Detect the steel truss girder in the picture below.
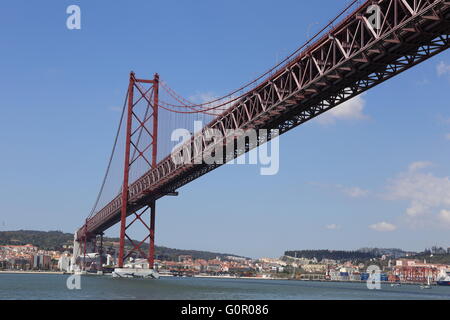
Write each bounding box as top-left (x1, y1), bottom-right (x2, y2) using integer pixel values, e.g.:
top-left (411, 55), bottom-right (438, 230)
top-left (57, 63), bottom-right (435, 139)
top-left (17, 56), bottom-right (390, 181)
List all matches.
top-left (78, 0), bottom-right (450, 241)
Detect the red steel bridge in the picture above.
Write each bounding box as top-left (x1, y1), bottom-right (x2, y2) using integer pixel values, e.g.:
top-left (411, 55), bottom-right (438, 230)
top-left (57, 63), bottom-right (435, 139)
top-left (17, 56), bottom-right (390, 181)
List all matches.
top-left (75, 0), bottom-right (450, 270)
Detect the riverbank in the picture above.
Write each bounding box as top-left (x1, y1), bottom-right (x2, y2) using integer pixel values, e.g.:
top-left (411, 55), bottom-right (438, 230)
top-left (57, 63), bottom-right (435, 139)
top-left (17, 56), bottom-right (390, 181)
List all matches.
top-left (160, 274), bottom-right (439, 286)
top-left (0, 271), bottom-right (440, 286)
top-left (0, 270), bottom-right (64, 275)
top-left (160, 274), bottom-right (279, 280)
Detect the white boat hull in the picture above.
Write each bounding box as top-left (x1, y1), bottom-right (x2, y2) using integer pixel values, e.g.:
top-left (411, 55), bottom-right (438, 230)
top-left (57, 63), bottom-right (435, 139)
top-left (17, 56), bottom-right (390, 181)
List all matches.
top-left (112, 268), bottom-right (159, 279)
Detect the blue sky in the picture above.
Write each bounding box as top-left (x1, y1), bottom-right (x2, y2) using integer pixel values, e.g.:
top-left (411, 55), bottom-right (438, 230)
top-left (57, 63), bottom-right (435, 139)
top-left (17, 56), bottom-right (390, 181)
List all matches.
top-left (1, 1), bottom-right (450, 258)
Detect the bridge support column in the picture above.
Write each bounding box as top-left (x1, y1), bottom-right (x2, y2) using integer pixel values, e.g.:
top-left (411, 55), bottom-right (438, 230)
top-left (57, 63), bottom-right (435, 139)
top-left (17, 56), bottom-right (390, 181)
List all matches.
top-left (117, 202), bottom-right (157, 269)
top-left (82, 237), bottom-right (86, 271)
top-left (98, 233), bottom-right (104, 271)
top-left (82, 220), bottom-right (88, 271)
top-left (149, 200), bottom-right (156, 269)
top-left (118, 71), bottom-right (159, 269)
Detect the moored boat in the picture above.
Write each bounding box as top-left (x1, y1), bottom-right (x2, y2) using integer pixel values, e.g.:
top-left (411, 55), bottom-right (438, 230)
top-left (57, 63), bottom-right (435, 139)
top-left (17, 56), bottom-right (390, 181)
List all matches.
top-left (112, 268), bottom-right (159, 279)
top-left (436, 269), bottom-right (450, 286)
top-left (420, 275), bottom-right (432, 289)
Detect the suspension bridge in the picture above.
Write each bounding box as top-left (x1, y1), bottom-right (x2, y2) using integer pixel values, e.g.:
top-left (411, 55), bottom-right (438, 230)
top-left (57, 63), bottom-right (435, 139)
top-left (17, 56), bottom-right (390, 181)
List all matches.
top-left (73, 0), bottom-right (450, 275)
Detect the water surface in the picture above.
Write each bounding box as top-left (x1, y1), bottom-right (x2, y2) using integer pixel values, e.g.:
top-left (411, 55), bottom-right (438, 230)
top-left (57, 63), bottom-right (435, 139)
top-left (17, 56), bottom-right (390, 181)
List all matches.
top-left (0, 274), bottom-right (449, 300)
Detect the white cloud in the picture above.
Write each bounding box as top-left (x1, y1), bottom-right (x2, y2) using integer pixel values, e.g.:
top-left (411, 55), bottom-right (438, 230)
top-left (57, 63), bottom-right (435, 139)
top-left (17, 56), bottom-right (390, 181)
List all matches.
top-left (325, 224), bottom-right (340, 230)
top-left (437, 61), bottom-right (450, 77)
top-left (405, 201), bottom-right (428, 217)
top-left (341, 186), bottom-right (369, 198)
top-left (408, 161), bottom-right (433, 172)
top-left (316, 95), bottom-right (368, 124)
top-left (369, 222), bottom-right (397, 232)
top-left (439, 210), bottom-right (450, 224)
top-left (386, 162), bottom-right (450, 227)
top-left (188, 92), bottom-right (237, 116)
top-left (311, 183), bottom-right (369, 198)
top-left (189, 92), bottom-right (217, 104)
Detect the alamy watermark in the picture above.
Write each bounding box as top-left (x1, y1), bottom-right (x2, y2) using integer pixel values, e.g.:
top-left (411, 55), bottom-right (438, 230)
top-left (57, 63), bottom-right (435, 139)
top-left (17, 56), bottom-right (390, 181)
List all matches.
top-left (171, 121), bottom-right (280, 176)
top-left (366, 4), bottom-right (382, 30)
top-left (66, 274), bottom-right (81, 290)
top-left (366, 265), bottom-right (382, 290)
top-left (66, 5), bottom-right (81, 30)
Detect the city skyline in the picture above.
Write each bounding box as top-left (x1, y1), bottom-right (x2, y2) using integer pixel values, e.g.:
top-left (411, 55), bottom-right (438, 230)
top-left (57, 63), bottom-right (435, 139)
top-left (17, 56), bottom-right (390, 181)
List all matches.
top-left (1, 0), bottom-right (450, 258)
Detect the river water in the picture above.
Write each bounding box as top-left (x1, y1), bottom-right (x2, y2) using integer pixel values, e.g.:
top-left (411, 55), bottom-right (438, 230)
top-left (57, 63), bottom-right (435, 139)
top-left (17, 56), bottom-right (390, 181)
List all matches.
top-left (0, 274), bottom-right (449, 300)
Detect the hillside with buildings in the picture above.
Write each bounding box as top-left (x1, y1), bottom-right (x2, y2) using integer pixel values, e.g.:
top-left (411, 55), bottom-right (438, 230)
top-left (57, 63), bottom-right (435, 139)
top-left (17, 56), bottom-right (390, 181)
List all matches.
top-left (284, 250), bottom-right (380, 262)
top-left (2, 231), bottom-right (450, 284)
top-left (0, 230), bottom-right (73, 251)
top-left (0, 230), bottom-right (246, 261)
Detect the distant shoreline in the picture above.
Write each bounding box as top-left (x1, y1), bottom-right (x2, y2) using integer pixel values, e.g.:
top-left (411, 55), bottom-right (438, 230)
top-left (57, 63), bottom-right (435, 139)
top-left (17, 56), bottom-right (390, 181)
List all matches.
top-left (0, 271), bottom-right (65, 275)
top-left (0, 271), bottom-right (437, 286)
top-left (161, 274), bottom-right (280, 280)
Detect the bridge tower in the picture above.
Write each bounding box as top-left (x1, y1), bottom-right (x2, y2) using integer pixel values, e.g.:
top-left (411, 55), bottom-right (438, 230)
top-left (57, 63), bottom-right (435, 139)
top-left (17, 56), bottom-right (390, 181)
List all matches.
top-left (118, 72), bottom-right (159, 269)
